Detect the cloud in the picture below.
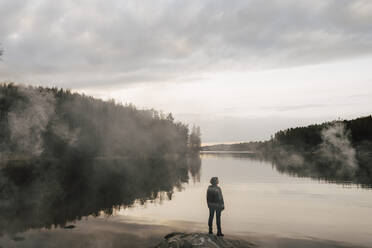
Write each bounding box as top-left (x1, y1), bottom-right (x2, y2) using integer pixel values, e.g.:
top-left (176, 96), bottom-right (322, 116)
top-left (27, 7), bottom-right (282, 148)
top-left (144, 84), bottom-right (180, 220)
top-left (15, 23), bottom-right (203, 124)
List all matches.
top-left (0, 0), bottom-right (372, 87)
top-left (263, 104), bottom-right (328, 112)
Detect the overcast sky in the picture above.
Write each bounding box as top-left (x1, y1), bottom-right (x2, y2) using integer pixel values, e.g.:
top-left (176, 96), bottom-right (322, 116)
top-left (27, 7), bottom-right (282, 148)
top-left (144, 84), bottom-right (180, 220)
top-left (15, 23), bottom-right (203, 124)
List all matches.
top-left (1, 0), bottom-right (372, 143)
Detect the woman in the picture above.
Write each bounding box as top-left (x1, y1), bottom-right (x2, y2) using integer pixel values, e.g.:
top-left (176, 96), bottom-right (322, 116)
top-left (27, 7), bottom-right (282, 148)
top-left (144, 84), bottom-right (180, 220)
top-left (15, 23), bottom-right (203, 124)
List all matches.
top-left (206, 177), bottom-right (224, 236)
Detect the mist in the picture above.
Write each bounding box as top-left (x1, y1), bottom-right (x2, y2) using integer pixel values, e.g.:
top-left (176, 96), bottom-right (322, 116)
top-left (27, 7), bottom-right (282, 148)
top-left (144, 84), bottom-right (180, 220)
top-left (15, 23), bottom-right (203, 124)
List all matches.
top-left (318, 123), bottom-right (357, 170)
top-left (0, 83), bottom-right (201, 236)
top-left (272, 120), bottom-right (370, 184)
top-left (0, 0), bottom-right (372, 246)
top-left (7, 86), bottom-right (55, 156)
top-left (203, 116), bottom-right (372, 186)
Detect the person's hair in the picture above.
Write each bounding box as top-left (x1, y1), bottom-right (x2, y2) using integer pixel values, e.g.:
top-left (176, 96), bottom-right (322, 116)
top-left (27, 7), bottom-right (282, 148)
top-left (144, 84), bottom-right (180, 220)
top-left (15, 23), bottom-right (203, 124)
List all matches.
top-left (210, 177), bottom-right (218, 185)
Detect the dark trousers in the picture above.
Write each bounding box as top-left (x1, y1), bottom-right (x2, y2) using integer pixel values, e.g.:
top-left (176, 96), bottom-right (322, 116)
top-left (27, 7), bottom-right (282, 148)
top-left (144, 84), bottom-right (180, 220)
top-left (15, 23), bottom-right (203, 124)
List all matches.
top-left (208, 208), bottom-right (221, 232)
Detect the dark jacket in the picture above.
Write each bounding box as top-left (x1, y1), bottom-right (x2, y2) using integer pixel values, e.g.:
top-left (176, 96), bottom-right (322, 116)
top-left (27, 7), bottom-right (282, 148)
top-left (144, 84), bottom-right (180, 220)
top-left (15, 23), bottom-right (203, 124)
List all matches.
top-left (207, 185), bottom-right (224, 211)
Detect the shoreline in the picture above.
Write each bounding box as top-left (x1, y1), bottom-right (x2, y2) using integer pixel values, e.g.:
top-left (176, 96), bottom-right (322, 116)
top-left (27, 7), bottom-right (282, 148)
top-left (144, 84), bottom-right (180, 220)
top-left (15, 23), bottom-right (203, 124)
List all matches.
top-left (0, 216), bottom-right (368, 248)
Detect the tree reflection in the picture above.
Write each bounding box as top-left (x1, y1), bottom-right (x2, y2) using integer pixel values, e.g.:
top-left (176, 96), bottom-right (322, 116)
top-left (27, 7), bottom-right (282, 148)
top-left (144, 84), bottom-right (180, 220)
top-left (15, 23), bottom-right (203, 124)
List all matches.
top-left (0, 154), bottom-right (201, 235)
top-left (201, 151), bottom-right (372, 188)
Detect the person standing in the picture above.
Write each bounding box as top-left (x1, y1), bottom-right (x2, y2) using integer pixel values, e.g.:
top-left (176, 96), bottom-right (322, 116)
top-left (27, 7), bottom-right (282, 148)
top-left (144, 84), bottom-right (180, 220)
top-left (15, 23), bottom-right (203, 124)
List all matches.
top-left (206, 177), bottom-right (224, 236)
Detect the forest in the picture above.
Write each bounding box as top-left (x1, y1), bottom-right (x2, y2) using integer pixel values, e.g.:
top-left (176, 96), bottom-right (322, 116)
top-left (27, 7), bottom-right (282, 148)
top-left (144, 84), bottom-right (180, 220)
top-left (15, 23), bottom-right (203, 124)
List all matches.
top-left (0, 83), bottom-right (201, 235)
top-left (203, 116), bottom-right (372, 186)
top-left (0, 83), bottom-right (201, 159)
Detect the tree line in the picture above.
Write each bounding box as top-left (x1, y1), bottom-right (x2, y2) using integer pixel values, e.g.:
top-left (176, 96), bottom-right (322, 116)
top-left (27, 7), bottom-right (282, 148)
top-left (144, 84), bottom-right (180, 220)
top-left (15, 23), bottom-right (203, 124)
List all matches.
top-left (0, 83), bottom-right (202, 234)
top-left (0, 83), bottom-right (201, 159)
top-left (202, 116), bottom-right (372, 186)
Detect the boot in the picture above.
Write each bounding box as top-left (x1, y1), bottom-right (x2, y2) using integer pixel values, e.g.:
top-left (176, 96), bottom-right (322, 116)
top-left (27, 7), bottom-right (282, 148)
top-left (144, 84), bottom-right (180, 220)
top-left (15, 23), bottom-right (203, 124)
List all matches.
top-left (217, 229), bottom-right (224, 237)
top-left (208, 227), bottom-right (213, 235)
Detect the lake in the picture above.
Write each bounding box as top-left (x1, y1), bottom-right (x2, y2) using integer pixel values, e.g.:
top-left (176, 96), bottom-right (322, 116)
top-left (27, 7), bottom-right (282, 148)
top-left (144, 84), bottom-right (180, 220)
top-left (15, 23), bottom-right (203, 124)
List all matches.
top-left (122, 153), bottom-right (372, 247)
top-left (1, 153), bottom-right (372, 247)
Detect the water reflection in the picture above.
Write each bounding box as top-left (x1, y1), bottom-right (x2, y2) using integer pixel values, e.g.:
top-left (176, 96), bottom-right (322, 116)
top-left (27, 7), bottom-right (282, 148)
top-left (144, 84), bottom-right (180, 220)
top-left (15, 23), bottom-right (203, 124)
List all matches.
top-left (2, 150), bottom-right (372, 238)
top-left (201, 151), bottom-right (372, 188)
top-left (2, 153), bottom-right (372, 247)
top-left (0, 154), bottom-right (201, 235)
top-left (122, 153), bottom-right (372, 247)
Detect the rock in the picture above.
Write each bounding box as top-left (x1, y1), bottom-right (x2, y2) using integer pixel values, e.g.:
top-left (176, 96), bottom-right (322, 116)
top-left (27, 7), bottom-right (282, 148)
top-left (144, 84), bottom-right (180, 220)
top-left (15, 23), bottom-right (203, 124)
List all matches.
top-left (63, 225), bottom-right (76, 229)
top-left (12, 236), bottom-right (25, 242)
top-left (155, 232), bottom-right (255, 248)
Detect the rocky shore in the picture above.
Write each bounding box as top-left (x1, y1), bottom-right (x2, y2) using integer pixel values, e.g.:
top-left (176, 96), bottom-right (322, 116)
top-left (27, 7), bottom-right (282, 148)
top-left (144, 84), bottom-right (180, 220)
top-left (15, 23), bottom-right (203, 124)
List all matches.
top-left (155, 232), bottom-right (256, 248)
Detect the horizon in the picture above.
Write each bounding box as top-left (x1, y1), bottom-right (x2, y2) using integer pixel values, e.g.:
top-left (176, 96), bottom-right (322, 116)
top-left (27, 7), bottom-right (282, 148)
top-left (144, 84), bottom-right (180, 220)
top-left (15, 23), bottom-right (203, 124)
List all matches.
top-left (1, 1), bottom-right (372, 247)
top-left (1, 0), bottom-right (372, 142)
top-left (4, 82), bottom-right (370, 145)
top-left (201, 114), bottom-right (372, 145)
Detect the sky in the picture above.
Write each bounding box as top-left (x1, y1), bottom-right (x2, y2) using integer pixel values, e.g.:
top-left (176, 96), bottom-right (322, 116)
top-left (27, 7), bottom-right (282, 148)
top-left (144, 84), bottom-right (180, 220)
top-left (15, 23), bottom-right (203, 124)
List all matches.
top-left (0, 0), bottom-right (372, 143)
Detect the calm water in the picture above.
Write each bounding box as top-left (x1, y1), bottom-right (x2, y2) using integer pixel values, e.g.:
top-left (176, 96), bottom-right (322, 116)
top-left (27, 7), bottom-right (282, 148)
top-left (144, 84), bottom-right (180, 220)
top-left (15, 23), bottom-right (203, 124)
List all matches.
top-left (122, 153), bottom-right (372, 247)
top-left (1, 153), bottom-right (372, 247)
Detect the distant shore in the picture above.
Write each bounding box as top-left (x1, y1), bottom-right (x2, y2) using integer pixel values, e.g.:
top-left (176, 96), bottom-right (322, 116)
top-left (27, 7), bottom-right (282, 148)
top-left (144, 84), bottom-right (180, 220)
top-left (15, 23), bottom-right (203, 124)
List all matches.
top-left (200, 150), bottom-right (255, 154)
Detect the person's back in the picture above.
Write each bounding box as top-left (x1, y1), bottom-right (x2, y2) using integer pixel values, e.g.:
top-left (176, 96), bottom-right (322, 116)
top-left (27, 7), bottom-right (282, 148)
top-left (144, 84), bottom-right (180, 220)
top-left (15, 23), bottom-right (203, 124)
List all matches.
top-left (207, 185), bottom-right (224, 210)
top-left (206, 177), bottom-right (224, 236)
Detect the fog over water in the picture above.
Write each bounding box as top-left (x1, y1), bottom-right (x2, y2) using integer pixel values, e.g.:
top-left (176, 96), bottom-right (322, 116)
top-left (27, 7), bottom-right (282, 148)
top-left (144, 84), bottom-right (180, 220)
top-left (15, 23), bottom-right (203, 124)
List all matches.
top-left (0, 1), bottom-right (372, 247)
